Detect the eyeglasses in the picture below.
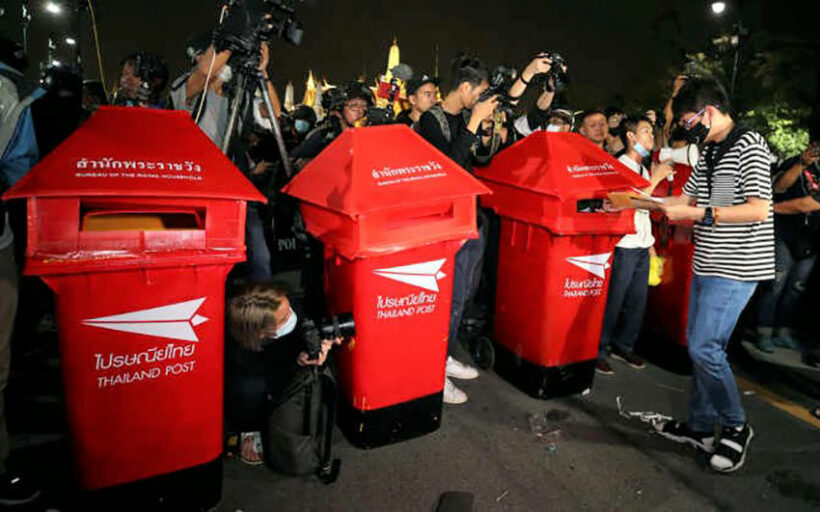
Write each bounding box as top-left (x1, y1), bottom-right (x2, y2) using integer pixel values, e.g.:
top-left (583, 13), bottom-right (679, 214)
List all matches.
top-left (682, 107), bottom-right (707, 129)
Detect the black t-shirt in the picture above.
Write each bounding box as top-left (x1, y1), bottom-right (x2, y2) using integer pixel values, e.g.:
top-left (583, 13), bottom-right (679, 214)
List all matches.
top-left (417, 108), bottom-right (479, 172)
top-left (774, 156), bottom-right (820, 257)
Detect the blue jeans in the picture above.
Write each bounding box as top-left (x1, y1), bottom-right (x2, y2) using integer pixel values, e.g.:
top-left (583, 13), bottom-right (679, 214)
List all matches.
top-left (598, 247), bottom-right (650, 360)
top-left (448, 214), bottom-right (488, 355)
top-left (245, 203), bottom-right (272, 282)
top-left (686, 274), bottom-right (757, 431)
top-left (756, 236), bottom-right (816, 332)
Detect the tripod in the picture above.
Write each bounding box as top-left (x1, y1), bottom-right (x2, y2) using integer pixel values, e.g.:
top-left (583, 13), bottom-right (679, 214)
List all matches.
top-left (221, 47), bottom-right (293, 179)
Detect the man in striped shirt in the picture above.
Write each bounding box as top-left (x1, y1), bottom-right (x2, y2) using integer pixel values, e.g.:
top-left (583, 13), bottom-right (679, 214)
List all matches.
top-left (653, 78), bottom-right (774, 473)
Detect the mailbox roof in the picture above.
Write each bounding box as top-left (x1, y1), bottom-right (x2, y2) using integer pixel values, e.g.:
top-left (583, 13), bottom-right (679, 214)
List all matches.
top-left (475, 132), bottom-right (648, 197)
top-left (4, 107), bottom-right (265, 202)
top-left (282, 124), bottom-right (490, 216)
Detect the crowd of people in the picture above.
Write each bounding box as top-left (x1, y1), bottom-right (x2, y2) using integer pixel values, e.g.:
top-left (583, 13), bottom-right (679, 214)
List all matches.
top-left (1, 21), bottom-right (819, 504)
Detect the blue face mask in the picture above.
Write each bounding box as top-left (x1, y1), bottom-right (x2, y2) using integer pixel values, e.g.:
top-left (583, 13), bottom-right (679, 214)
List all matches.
top-left (294, 119), bottom-right (311, 134)
top-left (634, 141), bottom-right (651, 158)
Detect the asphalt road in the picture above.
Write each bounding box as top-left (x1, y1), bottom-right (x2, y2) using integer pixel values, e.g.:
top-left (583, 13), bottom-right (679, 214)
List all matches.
top-left (218, 357), bottom-right (820, 512)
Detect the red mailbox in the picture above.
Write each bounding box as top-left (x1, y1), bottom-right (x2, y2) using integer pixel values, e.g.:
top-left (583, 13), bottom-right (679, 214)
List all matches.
top-left (476, 132), bottom-right (648, 398)
top-left (283, 124), bottom-right (489, 448)
top-left (4, 107), bottom-right (264, 503)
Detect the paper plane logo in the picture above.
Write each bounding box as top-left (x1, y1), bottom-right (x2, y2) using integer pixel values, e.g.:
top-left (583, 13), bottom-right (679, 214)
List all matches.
top-left (83, 298), bottom-right (209, 342)
top-left (373, 259), bottom-right (447, 292)
top-left (566, 253), bottom-right (612, 279)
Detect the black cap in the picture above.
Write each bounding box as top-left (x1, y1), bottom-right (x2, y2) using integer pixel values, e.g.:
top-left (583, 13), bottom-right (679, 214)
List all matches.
top-left (406, 74), bottom-right (437, 96)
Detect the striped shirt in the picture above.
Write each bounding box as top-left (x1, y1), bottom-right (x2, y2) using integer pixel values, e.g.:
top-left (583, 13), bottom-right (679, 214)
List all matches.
top-left (682, 130), bottom-right (775, 281)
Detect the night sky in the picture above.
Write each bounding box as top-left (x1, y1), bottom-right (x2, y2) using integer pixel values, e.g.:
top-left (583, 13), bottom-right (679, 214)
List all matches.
top-left (0, 0), bottom-right (814, 111)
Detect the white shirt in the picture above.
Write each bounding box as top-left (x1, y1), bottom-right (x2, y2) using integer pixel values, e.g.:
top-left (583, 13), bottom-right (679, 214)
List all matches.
top-left (617, 154), bottom-right (654, 249)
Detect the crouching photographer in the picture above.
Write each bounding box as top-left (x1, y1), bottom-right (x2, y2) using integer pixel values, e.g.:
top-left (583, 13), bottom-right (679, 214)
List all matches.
top-left (225, 282), bottom-right (348, 482)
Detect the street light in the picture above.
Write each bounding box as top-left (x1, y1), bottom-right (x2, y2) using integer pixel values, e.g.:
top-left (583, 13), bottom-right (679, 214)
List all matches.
top-left (44, 1), bottom-right (63, 15)
top-left (710, 2), bottom-right (727, 15)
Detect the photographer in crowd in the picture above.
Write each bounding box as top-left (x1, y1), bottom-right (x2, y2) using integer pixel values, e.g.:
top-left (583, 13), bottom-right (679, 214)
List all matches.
top-left (754, 131), bottom-right (820, 353)
top-left (655, 77), bottom-right (774, 473)
top-left (225, 282), bottom-right (341, 465)
top-left (169, 33), bottom-right (282, 149)
top-left (417, 54), bottom-right (497, 404)
top-left (290, 82), bottom-right (372, 167)
top-left (597, 116), bottom-right (673, 376)
top-left (111, 52), bottom-right (169, 108)
top-left (396, 74), bottom-right (438, 129)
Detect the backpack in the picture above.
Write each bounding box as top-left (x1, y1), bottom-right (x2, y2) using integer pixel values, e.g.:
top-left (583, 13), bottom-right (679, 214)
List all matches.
top-left (263, 364), bottom-right (341, 483)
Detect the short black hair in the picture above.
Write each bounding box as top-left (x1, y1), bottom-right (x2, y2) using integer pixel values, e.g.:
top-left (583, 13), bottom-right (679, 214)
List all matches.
top-left (579, 109), bottom-right (606, 125)
top-left (620, 115), bottom-right (653, 148)
top-left (344, 81), bottom-right (373, 105)
top-left (672, 77), bottom-right (731, 119)
top-left (605, 106), bottom-right (624, 119)
top-left (447, 53), bottom-right (488, 92)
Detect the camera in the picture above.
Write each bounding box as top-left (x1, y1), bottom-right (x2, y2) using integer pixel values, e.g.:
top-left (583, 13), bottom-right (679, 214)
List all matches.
top-left (366, 107), bottom-right (394, 126)
top-left (302, 313), bottom-right (355, 360)
top-left (215, 0), bottom-right (303, 57)
top-left (531, 52), bottom-right (569, 93)
top-left (478, 65), bottom-right (517, 110)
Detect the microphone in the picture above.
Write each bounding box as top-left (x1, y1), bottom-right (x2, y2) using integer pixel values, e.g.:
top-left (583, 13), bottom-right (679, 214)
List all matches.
top-left (390, 63), bottom-right (414, 82)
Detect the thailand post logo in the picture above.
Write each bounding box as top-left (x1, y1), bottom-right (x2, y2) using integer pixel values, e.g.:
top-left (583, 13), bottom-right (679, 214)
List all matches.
top-left (566, 253), bottom-right (612, 279)
top-left (373, 258), bottom-right (447, 292)
top-left (83, 298), bottom-right (209, 342)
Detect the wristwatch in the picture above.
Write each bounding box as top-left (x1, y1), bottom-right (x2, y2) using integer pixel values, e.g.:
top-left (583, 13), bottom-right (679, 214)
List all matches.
top-left (701, 206), bottom-right (715, 227)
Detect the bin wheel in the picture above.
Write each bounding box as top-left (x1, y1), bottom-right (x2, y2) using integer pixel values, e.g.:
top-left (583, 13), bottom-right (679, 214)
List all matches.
top-left (468, 335), bottom-right (495, 370)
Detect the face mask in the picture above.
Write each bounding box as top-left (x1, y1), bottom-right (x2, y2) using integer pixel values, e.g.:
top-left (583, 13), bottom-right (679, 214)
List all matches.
top-left (217, 64), bottom-right (233, 83)
top-left (684, 122), bottom-right (710, 145)
top-left (294, 119), bottom-right (311, 134)
top-left (276, 308), bottom-right (298, 338)
top-left (546, 124), bottom-right (562, 132)
top-left (634, 141), bottom-right (651, 158)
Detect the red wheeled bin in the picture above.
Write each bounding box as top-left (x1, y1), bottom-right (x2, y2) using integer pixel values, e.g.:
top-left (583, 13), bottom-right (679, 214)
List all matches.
top-left (646, 158), bottom-right (696, 347)
top-left (283, 125), bottom-right (489, 448)
top-left (3, 107), bottom-right (264, 506)
top-left (476, 132), bottom-right (648, 398)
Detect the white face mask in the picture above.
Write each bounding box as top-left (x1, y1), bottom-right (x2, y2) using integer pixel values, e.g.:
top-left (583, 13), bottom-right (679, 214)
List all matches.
top-left (546, 124), bottom-right (562, 132)
top-left (217, 64), bottom-right (233, 83)
top-left (276, 308), bottom-right (298, 338)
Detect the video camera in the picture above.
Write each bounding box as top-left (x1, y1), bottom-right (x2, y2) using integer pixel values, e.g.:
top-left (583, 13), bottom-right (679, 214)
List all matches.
top-left (301, 313), bottom-right (355, 360)
top-left (215, 0), bottom-right (303, 57)
top-left (368, 63), bottom-right (414, 126)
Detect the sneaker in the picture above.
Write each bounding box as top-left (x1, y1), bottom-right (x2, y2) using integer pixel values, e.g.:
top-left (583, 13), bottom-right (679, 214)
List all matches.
top-left (710, 424), bottom-right (754, 473)
top-left (772, 334), bottom-right (802, 351)
top-left (755, 336), bottom-right (776, 353)
top-left (611, 348), bottom-right (646, 369)
top-left (595, 359), bottom-right (614, 375)
top-left (654, 420), bottom-right (715, 453)
top-left (0, 472), bottom-right (41, 506)
top-left (446, 356), bottom-right (478, 380)
top-left (443, 377), bottom-right (468, 404)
